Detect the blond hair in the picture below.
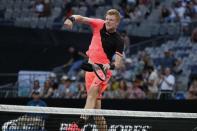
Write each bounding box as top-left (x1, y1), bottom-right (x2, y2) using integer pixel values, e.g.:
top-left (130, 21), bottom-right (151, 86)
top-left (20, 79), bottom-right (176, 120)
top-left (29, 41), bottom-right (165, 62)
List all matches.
top-left (105, 9), bottom-right (121, 22)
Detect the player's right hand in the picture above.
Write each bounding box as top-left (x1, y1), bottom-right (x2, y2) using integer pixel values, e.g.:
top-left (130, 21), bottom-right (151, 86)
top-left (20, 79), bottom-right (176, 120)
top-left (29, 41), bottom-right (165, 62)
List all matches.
top-left (64, 19), bottom-right (73, 30)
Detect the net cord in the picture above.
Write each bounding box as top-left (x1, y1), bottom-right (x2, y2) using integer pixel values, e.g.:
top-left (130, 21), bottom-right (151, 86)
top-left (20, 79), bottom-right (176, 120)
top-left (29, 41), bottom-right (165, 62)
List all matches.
top-left (0, 104), bottom-right (197, 119)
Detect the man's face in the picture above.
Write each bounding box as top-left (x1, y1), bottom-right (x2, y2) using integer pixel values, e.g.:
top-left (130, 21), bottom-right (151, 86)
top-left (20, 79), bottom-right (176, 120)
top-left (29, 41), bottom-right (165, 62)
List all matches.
top-left (164, 68), bottom-right (171, 76)
top-left (32, 94), bottom-right (40, 101)
top-left (33, 81), bottom-right (40, 88)
top-left (105, 15), bottom-right (119, 32)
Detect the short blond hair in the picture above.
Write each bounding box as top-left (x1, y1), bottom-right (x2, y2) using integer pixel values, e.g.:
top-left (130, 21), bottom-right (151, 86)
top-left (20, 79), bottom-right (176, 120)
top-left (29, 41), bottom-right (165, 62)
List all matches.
top-left (105, 9), bottom-right (121, 22)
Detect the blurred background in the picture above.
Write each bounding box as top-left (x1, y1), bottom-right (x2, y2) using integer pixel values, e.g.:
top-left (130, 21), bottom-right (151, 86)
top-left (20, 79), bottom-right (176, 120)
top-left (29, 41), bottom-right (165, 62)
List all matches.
top-left (0, 0), bottom-right (197, 112)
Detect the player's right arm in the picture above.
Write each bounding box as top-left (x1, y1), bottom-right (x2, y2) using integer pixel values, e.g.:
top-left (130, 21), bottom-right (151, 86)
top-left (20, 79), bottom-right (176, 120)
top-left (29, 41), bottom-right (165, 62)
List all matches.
top-left (64, 15), bottom-right (104, 30)
top-left (64, 15), bottom-right (90, 29)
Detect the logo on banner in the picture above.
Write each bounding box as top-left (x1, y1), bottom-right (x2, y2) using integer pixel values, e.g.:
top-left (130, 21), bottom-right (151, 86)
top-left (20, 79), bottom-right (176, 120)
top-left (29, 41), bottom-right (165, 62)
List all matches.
top-left (60, 123), bottom-right (152, 131)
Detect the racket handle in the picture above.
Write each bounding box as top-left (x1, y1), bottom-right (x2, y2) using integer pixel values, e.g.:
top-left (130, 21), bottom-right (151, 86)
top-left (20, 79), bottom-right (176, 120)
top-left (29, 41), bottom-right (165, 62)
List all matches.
top-left (110, 64), bottom-right (115, 70)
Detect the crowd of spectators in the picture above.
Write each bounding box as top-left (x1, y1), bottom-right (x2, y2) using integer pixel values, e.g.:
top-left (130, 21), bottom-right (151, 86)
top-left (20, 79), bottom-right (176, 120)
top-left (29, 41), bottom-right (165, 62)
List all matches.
top-left (159, 0), bottom-right (197, 35)
top-left (26, 39), bottom-right (197, 100)
top-left (1, 0), bottom-right (197, 36)
top-left (27, 64), bottom-right (196, 100)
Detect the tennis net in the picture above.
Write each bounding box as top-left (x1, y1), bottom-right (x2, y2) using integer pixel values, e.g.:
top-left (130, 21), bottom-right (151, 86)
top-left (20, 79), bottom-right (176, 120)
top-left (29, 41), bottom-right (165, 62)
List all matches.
top-left (0, 104), bottom-right (197, 131)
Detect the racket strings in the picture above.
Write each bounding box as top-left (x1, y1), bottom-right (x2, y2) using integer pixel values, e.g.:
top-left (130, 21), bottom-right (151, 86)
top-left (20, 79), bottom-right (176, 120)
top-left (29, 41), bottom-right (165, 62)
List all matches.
top-left (93, 64), bottom-right (107, 81)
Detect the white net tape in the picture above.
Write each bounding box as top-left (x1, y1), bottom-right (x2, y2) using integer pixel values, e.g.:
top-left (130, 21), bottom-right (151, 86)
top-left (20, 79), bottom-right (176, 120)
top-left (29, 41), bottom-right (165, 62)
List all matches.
top-left (0, 104), bottom-right (197, 119)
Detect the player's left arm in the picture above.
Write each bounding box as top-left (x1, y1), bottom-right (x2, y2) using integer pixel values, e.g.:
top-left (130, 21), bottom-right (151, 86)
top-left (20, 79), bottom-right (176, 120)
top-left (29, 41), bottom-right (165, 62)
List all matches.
top-left (103, 51), bottom-right (124, 70)
top-left (114, 37), bottom-right (125, 69)
top-left (114, 53), bottom-right (124, 69)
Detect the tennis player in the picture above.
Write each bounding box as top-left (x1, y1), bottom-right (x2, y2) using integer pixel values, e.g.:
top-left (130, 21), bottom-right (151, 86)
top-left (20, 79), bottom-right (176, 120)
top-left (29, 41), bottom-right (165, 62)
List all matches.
top-left (64, 9), bottom-right (124, 131)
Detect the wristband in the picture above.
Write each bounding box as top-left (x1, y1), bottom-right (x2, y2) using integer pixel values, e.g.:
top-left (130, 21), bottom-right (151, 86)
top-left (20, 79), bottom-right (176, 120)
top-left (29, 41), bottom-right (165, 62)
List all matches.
top-left (67, 16), bottom-right (75, 23)
top-left (110, 64), bottom-right (115, 70)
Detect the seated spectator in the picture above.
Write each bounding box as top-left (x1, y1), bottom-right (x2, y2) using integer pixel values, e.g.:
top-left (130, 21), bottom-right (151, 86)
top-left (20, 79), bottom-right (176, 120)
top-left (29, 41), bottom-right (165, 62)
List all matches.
top-left (133, 52), bottom-right (145, 75)
top-left (185, 1), bottom-right (193, 17)
top-left (76, 82), bottom-right (87, 99)
top-left (33, 0), bottom-right (51, 17)
top-left (172, 59), bottom-right (182, 76)
top-left (60, 76), bottom-right (75, 98)
top-left (147, 66), bottom-right (159, 99)
top-left (65, 76), bottom-right (79, 98)
top-left (116, 79), bottom-right (128, 99)
top-left (129, 6), bottom-right (143, 22)
top-left (180, 12), bottom-right (191, 34)
top-left (41, 80), bottom-right (53, 98)
top-left (103, 78), bottom-right (120, 99)
top-left (174, 0), bottom-right (186, 21)
top-left (121, 58), bottom-right (133, 80)
top-left (160, 6), bottom-right (172, 23)
top-left (129, 79), bottom-right (146, 99)
top-left (158, 67), bottom-right (175, 100)
top-left (119, 0), bottom-right (130, 19)
top-left (27, 91), bottom-right (47, 107)
top-left (191, 27), bottom-right (197, 43)
top-left (160, 50), bottom-right (177, 70)
top-left (192, 0), bottom-right (197, 18)
top-left (29, 80), bottom-right (43, 97)
top-left (103, 82), bottom-right (115, 99)
top-left (137, 0), bottom-right (150, 17)
top-left (187, 79), bottom-right (197, 99)
top-left (51, 82), bottom-right (61, 98)
top-left (57, 75), bottom-right (69, 93)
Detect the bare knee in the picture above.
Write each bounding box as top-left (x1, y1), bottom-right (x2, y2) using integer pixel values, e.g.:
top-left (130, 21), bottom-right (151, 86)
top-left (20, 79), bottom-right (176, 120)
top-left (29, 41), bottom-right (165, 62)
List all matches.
top-left (84, 86), bottom-right (100, 109)
top-left (87, 94), bottom-right (96, 100)
top-left (87, 86), bottom-right (100, 98)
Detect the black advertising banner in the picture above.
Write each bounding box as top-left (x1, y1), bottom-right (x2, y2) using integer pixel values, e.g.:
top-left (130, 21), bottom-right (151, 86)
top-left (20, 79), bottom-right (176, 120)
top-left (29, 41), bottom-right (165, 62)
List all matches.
top-left (1, 113), bottom-right (197, 131)
top-left (59, 115), bottom-right (197, 131)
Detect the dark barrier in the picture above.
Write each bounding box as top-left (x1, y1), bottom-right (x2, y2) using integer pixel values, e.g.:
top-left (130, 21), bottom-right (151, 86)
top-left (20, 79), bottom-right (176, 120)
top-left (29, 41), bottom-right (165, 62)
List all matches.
top-left (59, 116), bottom-right (196, 131)
top-left (0, 28), bottom-right (91, 70)
top-left (0, 26), bottom-right (150, 84)
top-left (0, 27), bottom-right (89, 84)
top-left (0, 98), bottom-right (197, 113)
top-left (1, 112), bottom-right (196, 131)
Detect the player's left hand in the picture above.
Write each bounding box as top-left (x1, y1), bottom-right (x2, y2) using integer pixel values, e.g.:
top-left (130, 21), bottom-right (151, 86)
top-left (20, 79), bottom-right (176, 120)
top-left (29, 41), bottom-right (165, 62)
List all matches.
top-left (64, 19), bottom-right (73, 30)
top-left (103, 64), bottom-right (110, 71)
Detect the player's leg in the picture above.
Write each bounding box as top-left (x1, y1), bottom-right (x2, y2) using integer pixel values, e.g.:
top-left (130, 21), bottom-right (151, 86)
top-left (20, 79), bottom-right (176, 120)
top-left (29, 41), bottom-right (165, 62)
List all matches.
top-left (66, 72), bottom-right (100, 131)
top-left (84, 85), bottom-right (100, 109)
top-left (81, 73), bottom-right (100, 124)
top-left (70, 72), bottom-right (101, 129)
top-left (93, 70), bottom-right (112, 131)
top-left (94, 99), bottom-right (107, 131)
top-left (84, 72), bottom-right (102, 109)
top-left (85, 71), bottom-right (108, 131)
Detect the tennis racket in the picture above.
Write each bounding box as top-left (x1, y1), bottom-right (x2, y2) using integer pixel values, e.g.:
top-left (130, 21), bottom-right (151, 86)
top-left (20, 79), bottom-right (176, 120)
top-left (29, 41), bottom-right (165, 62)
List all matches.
top-left (81, 61), bottom-right (115, 81)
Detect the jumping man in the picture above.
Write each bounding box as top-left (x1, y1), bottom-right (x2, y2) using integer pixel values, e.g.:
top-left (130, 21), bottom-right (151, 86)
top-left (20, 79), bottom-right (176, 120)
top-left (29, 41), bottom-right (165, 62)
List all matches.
top-left (64, 9), bottom-right (124, 131)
